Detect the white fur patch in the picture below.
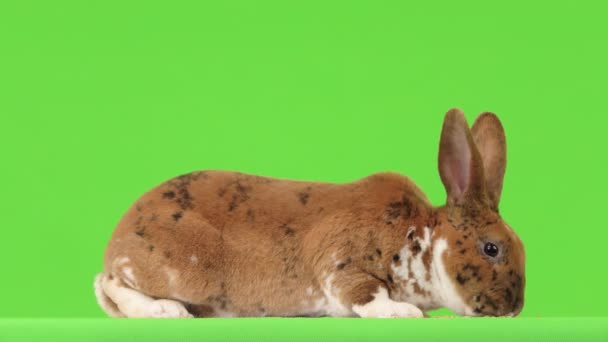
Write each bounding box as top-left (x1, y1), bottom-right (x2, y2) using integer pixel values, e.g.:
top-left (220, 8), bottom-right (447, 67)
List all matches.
top-left (391, 227), bottom-right (436, 308)
top-left (165, 268), bottom-right (179, 286)
top-left (391, 227), bottom-right (415, 279)
top-left (306, 287), bottom-right (314, 296)
top-left (352, 287), bottom-right (424, 318)
top-left (431, 238), bottom-right (474, 315)
top-left (121, 266), bottom-right (137, 289)
top-left (299, 296), bottom-right (329, 317)
top-left (115, 257), bottom-right (130, 266)
top-left (320, 273), bottom-right (355, 317)
top-left (112, 257), bottom-right (137, 289)
top-left (214, 309), bottom-right (236, 318)
top-left (189, 255), bottom-right (199, 264)
top-left (164, 267), bottom-right (189, 302)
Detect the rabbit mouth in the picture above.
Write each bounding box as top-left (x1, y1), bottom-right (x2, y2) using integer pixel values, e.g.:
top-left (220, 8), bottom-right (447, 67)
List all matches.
top-left (471, 292), bottom-right (521, 317)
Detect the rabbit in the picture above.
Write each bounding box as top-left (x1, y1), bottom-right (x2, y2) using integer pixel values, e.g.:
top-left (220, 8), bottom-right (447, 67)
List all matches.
top-left (94, 108), bottom-right (525, 318)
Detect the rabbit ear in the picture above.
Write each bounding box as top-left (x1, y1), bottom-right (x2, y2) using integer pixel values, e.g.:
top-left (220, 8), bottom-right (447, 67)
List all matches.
top-left (438, 108), bottom-right (487, 206)
top-left (471, 112), bottom-right (507, 211)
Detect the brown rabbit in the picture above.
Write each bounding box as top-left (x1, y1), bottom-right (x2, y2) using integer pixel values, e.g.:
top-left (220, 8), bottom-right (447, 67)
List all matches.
top-left (94, 108), bottom-right (525, 318)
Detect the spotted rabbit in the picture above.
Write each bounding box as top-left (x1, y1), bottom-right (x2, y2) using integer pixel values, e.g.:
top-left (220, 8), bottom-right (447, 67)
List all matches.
top-left (94, 108), bottom-right (525, 318)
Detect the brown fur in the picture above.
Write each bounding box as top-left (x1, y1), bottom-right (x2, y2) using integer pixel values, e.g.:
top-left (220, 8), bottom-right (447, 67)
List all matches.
top-left (99, 108), bottom-right (525, 317)
top-left (104, 171), bottom-right (435, 316)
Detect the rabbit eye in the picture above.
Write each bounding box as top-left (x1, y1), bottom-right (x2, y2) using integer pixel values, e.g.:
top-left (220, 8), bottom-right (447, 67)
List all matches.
top-left (484, 243), bottom-right (499, 257)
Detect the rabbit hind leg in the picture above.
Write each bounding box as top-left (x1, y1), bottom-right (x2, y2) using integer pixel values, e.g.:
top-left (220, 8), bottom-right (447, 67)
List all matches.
top-left (99, 272), bottom-right (193, 318)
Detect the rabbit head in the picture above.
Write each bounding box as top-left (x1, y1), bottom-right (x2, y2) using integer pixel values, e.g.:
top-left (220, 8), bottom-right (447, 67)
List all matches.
top-left (432, 109), bottom-right (525, 317)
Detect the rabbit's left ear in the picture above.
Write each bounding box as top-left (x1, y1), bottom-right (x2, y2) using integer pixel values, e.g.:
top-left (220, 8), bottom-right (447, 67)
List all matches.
top-left (471, 112), bottom-right (507, 211)
top-left (438, 109), bottom-right (487, 206)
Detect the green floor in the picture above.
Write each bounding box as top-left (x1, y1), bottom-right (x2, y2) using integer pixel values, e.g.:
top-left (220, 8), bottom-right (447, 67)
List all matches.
top-left (1, 318), bottom-right (607, 342)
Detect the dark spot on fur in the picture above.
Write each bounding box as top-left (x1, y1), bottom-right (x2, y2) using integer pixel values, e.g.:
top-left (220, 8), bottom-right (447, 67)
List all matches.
top-left (282, 224), bottom-right (295, 236)
top-left (228, 196), bottom-right (238, 211)
top-left (412, 282), bottom-right (427, 295)
top-left (412, 241), bottom-right (421, 254)
top-left (172, 211), bottom-right (183, 221)
top-left (456, 240), bottom-right (463, 246)
top-left (163, 191), bottom-right (176, 199)
top-left (393, 254), bottom-right (400, 262)
top-left (474, 294), bottom-right (481, 302)
top-left (246, 209), bottom-right (255, 223)
top-left (492, 270), bottom-right (498, 281)
top-left (456, 273), bottom-right (468, 285)
top-left (484, 296), bottom-right (499, 311)
top-left (505, 288), bottom-right (513, 304)
top-left (366, 255), bottom-right (374, 261)
top-left (463, 264), bottom-right (481, 276)
top-left (386, 195), bottom-right (417, 221)
top-left (460, 249), bottom-right (466, 254)
top-left (176, 187), bottom-right (194, 210)
top-left (163, 172), bottom-right (203, 210)
top-left (164, 251), bottom-right (171, 259)
top-left (225, 181), bottom-right (251, 212)
top-left (474, 307), bottom-right (482, 314)
top-left (387, 274), bottom-right (394, 283)
top-left (337, 263), bottom-right (346, 270)
top-left (406, 230), bottom-right (415, 240)
top-left (135, 229), bottom-right (145, 237)
top-left (235, 182), bottom-right (247, 194)
top-left (376, 248), bottom-right (382, 256)
top-left (298, 192), bottom-right (310, 205)
top-left (148, 245), bottom-right (154, 252)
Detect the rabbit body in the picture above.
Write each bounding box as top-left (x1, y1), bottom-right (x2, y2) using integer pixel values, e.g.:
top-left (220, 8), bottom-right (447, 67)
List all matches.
top-left (95, 109), bottom-right (525, 318)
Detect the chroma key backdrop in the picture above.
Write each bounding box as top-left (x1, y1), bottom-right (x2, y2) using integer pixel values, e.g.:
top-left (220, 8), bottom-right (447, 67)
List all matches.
top-left (1, 1), bottom-right (607, 341)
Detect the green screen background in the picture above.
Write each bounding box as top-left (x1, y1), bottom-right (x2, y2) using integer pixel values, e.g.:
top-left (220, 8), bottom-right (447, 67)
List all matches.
top-left (1, 0), bottom-right (606, 319)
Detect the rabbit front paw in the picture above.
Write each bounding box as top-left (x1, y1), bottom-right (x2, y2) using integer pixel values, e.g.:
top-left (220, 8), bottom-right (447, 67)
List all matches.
top-left (149, 299), bottom-right (194, 318)
top-left (352, 288), bottom-right (424, 318)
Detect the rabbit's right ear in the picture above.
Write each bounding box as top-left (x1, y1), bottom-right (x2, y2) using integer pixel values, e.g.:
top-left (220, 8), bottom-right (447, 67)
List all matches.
top-left (471, 112), bottom-right (507, 211)
top-left (438, 108), bottom-right (486, 206)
